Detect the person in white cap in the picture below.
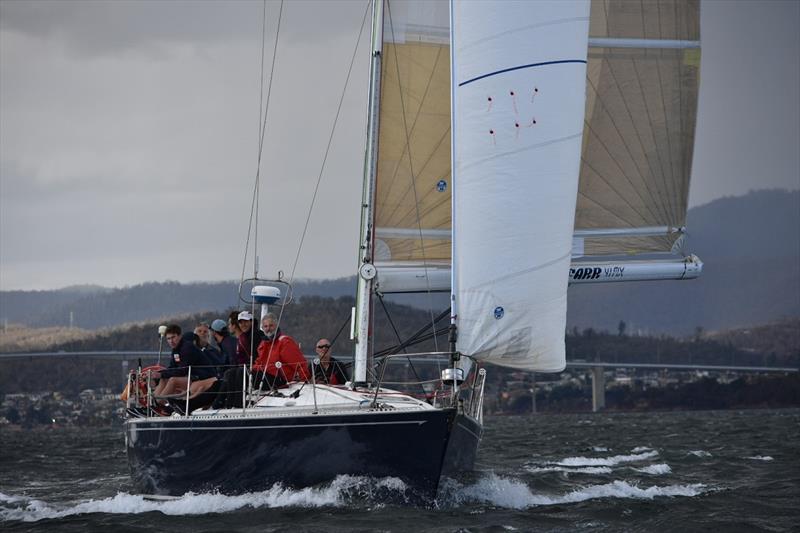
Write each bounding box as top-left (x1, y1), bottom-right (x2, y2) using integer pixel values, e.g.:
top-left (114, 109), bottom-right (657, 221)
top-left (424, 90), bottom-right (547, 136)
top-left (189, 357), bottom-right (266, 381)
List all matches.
top-left (235, 310), bottom-right (264, 366)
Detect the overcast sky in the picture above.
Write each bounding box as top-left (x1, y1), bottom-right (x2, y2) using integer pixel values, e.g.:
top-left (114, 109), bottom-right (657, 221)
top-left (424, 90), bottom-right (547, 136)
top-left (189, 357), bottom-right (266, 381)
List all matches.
top-left (1, 0), bottom-right (798, 291)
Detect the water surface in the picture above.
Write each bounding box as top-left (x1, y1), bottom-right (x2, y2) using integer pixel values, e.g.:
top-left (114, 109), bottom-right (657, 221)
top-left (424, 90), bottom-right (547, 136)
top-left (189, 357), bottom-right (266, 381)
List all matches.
top-left (1, 409), bottom-right (798, 531)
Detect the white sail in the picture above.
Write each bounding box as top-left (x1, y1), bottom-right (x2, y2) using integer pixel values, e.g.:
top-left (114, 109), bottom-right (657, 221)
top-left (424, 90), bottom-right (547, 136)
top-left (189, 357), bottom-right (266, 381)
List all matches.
top-left (452, 0), bottom-right (590, 371)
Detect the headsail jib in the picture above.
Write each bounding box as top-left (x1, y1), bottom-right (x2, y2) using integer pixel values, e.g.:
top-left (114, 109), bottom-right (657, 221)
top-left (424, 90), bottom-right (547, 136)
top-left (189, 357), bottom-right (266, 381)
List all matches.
top-left (452, 0), bottom-right (591, 372)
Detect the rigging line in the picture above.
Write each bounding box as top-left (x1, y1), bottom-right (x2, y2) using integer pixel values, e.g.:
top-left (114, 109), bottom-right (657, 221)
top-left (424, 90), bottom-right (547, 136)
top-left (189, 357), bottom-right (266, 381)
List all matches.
top-left (283, 0), bottom-right (369, 287)
top-left (377, 294), bottom-right (427, 397)
top-left (262, 1), bottom-right (370, 386)
top-left (328, 310), bottom-right (353, 350)
top-left (373, 306), bottom-right (451, 356)
top-left (277, 0), bottom-right (369, 331)
top-left (373, 326), bottom-right (449, 358)
top-left (239, 0), bottom-right (284, 288)
top-left (386, 2), bottom-right (440, 354)
top-left (249, 0), bottom-right (286, 397)
top-left (603, 55), bottom-right (673, 225)
top-left (583, 75), bottom-right (664, 224)
top-left (254, 0), bottom-right (285, 278)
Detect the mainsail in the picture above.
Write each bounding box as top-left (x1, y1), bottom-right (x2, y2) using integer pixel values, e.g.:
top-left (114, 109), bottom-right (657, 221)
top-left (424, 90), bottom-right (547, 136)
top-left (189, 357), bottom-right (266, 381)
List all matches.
top-left (576, 0), bottom-right (701, 257)
top-left (370, 0), bottom-right (702, 368)
top-left (374, 0), bottom-right (702, 294)
top-left (374, 0), bottom-right (451, 273)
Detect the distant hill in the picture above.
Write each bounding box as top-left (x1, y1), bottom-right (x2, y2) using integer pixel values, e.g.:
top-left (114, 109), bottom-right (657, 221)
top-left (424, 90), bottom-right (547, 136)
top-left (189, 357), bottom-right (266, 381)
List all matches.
top-left (1, 190), bottom-right (798, 334)
top-left (0, 278), bottom-right (356, 330)
top-left (0, 295), bottom-right (440, 358)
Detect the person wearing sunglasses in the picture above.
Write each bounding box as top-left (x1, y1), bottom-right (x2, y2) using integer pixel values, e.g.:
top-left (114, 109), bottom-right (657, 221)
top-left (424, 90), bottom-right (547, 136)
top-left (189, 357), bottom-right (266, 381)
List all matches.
top-left (310, 338), bottom-right (348, 386)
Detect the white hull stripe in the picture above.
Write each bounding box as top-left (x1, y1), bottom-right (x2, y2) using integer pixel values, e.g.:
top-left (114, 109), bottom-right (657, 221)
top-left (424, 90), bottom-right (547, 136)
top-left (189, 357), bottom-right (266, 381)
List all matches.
top-left (130, 419), bottom-right (428, 432)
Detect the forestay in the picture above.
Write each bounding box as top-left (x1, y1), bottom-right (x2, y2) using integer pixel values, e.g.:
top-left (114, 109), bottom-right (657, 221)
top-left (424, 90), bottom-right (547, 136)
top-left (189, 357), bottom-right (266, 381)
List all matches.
top-left (452, 0), bottom-right (590, 371)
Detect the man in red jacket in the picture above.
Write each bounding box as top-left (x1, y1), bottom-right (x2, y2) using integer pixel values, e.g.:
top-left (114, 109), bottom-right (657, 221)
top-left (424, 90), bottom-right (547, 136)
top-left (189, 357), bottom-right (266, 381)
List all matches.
top-left (254, 313), bottom-right (310, 388)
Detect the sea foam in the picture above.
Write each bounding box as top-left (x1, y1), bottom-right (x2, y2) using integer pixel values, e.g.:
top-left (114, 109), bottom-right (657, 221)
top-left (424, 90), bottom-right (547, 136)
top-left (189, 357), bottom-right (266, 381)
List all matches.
top-left (553, 450), bottom-right (659, 467)
top-left (687, 450), bottom-right (712, 457)
top-left (526, 465), bottom-right (613, 475)
top-left (441, 473), bottom-right (705, 510)
top-left (0, 476), bottom-right (408, 522)
top-left (632, 464), bottom-right (672, 475)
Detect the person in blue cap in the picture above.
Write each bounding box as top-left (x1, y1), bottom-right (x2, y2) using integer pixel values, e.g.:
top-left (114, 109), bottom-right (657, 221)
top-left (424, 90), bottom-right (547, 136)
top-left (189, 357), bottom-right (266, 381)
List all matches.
top-left (210, 318), bottom-right (237, 372)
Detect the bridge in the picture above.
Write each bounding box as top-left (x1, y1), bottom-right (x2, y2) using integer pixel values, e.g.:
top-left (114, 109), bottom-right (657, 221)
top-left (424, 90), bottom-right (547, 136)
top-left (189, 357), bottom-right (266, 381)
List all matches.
top-left (565, 361), bottom-right (797, 411)
top-left (1, 352), bottom-right (796, 412)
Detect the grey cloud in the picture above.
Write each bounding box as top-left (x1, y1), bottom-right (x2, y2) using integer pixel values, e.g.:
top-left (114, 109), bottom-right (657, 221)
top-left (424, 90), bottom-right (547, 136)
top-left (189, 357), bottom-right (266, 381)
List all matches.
top-left (0, 0), bottom-right (368, 59)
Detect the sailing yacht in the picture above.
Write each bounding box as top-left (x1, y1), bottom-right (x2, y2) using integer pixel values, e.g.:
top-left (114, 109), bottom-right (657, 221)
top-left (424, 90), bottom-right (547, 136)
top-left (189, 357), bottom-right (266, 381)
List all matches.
top-left (124, 0), bottom-right (701, 501)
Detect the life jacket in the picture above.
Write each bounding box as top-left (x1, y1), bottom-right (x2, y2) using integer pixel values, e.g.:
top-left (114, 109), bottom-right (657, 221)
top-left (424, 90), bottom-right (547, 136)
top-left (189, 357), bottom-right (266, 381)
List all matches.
top-left (120, 364), bottom-right (165, 406)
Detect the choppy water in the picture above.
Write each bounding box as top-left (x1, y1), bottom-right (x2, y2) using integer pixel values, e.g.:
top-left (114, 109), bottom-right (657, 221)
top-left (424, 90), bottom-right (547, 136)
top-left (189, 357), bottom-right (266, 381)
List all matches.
top-left (1, 409), bottom-right (798, 532)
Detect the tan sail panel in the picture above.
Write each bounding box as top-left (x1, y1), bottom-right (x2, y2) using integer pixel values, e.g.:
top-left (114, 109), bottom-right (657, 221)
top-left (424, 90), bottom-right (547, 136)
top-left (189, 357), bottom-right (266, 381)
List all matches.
top-left (578, 0), bottom-right (701, 256)
top-left (375, 1), bottom-right (451, 263)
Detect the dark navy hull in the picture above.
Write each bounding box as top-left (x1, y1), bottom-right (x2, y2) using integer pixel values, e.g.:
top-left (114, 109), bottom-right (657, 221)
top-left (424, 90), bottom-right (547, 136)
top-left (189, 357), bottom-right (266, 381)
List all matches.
top-left (126, 407), bottom-right (477, 499)
top-left (443, 412), bottom-right (483, 475)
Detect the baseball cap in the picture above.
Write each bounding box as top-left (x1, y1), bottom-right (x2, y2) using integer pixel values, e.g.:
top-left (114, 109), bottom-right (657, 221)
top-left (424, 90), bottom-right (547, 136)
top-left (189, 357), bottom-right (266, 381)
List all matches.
top-left (210, 319), bottom-right (227, 333)
top-left (237, 311), bottom-right (254, 321)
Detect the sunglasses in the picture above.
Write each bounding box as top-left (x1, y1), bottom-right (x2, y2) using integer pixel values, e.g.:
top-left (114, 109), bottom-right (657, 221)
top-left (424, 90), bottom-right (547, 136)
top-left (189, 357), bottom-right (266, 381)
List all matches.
top-left (316, 344), bottom-right (331, 349)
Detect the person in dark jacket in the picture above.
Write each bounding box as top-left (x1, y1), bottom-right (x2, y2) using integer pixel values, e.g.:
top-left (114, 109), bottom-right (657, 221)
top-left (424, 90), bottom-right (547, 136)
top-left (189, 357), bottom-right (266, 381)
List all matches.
top-left (234, 310), bottom-right (264, 366)
top-left (195, 322), bottom-right (223, 367)
top-left (153, 325), bottom-right (217, 397)
top-left (310, 338), bottom-right (348, 385)
top-left (210, 318), bottom-right (237, 370)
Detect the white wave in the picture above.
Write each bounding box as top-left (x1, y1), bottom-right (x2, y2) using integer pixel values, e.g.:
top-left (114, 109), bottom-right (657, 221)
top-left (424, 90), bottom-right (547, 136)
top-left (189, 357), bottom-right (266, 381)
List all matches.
top-left (632, 464), bottom-right (672, 475)
top-left (452, 473), bottom-right (554, 508)
top-left (745, 456), bottom-right (774, 461)
top-left (445, 474), bottom-right (705, 509)
top-left (553, 450), bottom-right (659, 467)
top-left (0, 493), bottom-right (26, 504)
top-left (557, 480), bottom-right (706, 504)
top-left (688, 450), bottom-right (711, 457)
top-left (0, 476), bottom-right (407, 522)
top-left (526, 466), bottom-right (613, 475)
top-left (592, 446), bottom-right (609, 452)
top-left (632, 446), bottom-right (653, 453)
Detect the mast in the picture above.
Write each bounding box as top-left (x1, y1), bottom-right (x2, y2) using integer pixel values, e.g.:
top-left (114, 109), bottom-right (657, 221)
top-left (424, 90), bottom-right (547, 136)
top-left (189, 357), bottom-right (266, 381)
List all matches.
top-left (353, 0), bottom-right (384, 386)
top-left (448, 0), bottom-right (460, 368)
